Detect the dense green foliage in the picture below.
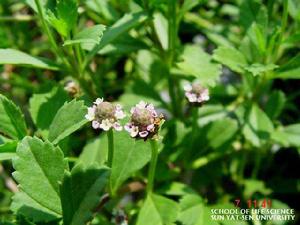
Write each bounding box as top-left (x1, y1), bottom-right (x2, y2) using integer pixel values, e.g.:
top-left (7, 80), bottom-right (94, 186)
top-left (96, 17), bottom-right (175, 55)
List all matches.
top-left (0, 0), bottom-right (299, 224)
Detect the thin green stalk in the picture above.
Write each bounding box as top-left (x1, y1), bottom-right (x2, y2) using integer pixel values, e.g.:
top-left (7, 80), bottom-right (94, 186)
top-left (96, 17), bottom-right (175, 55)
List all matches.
top-left (147, 140), bottom-right (159, 194)
top-left (107, 129), bottom-right (114, 168)
top-left (251, 149), bottom-right (261, 178)
top-left (167, 0), bottom-right (180, 117)
top-left (272, 0), bottom-right (288, 62)
top-left (34, 0), bottom-right (70, 68)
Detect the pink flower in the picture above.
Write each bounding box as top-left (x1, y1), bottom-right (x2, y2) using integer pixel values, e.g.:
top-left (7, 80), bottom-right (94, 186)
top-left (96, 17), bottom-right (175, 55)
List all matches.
top-left (125, 101), bottom-right (164, 140)
top-left (85, 98), bottom-right (126, 131)
top-left (184, 81), bottom-right (210, 105)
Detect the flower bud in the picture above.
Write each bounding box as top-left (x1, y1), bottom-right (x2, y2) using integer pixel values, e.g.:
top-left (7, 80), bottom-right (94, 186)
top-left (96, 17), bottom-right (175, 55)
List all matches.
top-left (85, 98), bottom-right (126, 131)
top-left (184, 81), bottom-right (209, 106)
top-left (64, 80), bottom-right (80, 97)
top-left (125, 101), bottom-right (163, 140)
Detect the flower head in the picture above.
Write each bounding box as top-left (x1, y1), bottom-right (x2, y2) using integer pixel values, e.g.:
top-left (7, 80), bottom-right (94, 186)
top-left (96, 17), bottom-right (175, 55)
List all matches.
top-left (184, 81), bottom-right (209, 106)
top-left (64, 80), bottom-right (80, 97)
top-left (85, 98), bottom-right (126, 131)
top-left (125, 101), bottom-right (164, 140)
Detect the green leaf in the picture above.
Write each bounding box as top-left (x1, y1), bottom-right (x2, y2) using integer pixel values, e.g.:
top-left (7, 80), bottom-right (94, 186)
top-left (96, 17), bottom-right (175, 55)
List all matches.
top-left (265, 91), bottom-right (286, 119)
top-left (179, 0), bottom-right (203, 19)
top-left (48, 100), bottom-right (88, 144)
top-left (64, 25), bottom-right (106, 46)
top-left (60, 165), bottom-right (110, 225)
top-left (47, 0), bottom-right (78, 37)
top-left (0, 94), bottom-right (27, 140)
top-left (243, 179), bottom-right (272, 199)
top-left (24, 0), bottom-right (52, 14)
top-left (288, 0), bottom-right (300, 21)
top-left (136, 194), bottom-right (179, 225)
top-left (11, 192), bottom-right (60, 222)
top-left (153, 12), bottom-right (168, 50)
top-left (242, 104), bottom-right (274, 147)
top-left (209, 203), bottom-right (247, 225)
top-left (0, 49), bottom-right (59, 70)
top-left (177, 45), bottom-right (221, 86)
top-left (158, 182), bottom-right (196, 196)
top-left (243, 63), bottom-right (278, 76)
top-left (85, 0), bottom-right (119, 22)
top-left (110, 132), bottom-right (151, 195)
top-left (83, 11), bottom-right (147, 61)
top-left (274, 54), bottom-right (300, 79)
top-left (78, 137), bottom-right (108, 166)
top-left (212, 46), bottom-right (247, 73)
top-left (29, 87), bottom-right (69, 136)
top-left (98, 34), bottom-right (148, 55)
top-left (178, 194), bottom-right (213, 225)
top-left (0, 140), bottom-right (17, 161)
top-left (272, 124), bottom-right (300, 147)
top-left (12, 137), bottom-right (68, 221)
top-left (207, 118), bottom-right (238, 149)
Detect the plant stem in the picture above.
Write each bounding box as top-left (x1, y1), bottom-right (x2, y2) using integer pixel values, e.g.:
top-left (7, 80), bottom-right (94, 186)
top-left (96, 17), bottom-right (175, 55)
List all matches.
top-left (147, 139), bottom-right (159, 194)
top-left (34, 0), bottom-right (70, 69)
top-left (272, 0), bottom-right (288, 62)
top-left (107, 129), bottom-right (114, 167)
top-left (167, 0), bottom-right (180, 117)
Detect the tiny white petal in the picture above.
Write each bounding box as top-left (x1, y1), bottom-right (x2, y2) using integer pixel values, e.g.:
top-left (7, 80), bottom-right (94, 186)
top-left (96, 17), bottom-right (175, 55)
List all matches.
top-left (147, 124), bottom-right (155, 132)
top-left (85, 107), bottom-right (95, 121)
top-left (139, 131), bottom-right (149, 138)
top-left (186, 93), bottom-right (197, 102)
top-left (113, 122), bottom-right (123, 131)
top-left (92, 121), bottom-right (100, 129)
top-left (136, 101), bottom-right (146, 109)
top-left (94, 98), bottom-right (103, 105)
top-left (115, 104), bottom-right (122, 110)
top-left (146, 104), bottom-right (154, 111)
top-left (151, 110), bottom-right (158, 117)
top-left (201, 89), bottom-right (210, 101)
top-left (115, 109), bottom-right (126, 119)
top-left (99, 119), bottom-right (112, 131)
top-left (130, 107), bottom-right (136, 114)
top-left (130, 126), bottom-right (139, 137)
top-left (124, 123), bottom-right (132, 132)
top-left (183, 83), bottom-right (192, 92)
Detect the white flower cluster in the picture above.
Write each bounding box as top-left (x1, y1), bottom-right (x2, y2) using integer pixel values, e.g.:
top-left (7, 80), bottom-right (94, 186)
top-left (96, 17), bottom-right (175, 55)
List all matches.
top-left (85, 99), bottom-right (163, 140)
top-left (184, 81), bottom-right (209, 104)
top-left (85, 98), bottom-right (126, 131)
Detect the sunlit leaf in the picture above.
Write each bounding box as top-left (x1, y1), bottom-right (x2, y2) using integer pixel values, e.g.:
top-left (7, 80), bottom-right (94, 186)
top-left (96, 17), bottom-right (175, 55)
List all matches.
top-left (0, 94), bottom-right (27, 140)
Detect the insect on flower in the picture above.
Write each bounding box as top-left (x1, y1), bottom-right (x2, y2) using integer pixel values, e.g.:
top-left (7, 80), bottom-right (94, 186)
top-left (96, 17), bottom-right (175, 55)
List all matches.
top-left (125, 101), bottom-right (164, 140)
top-left (85, 98), bottom-right (126, 131)
top-left (184, 81), bottom-right (209, 106)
